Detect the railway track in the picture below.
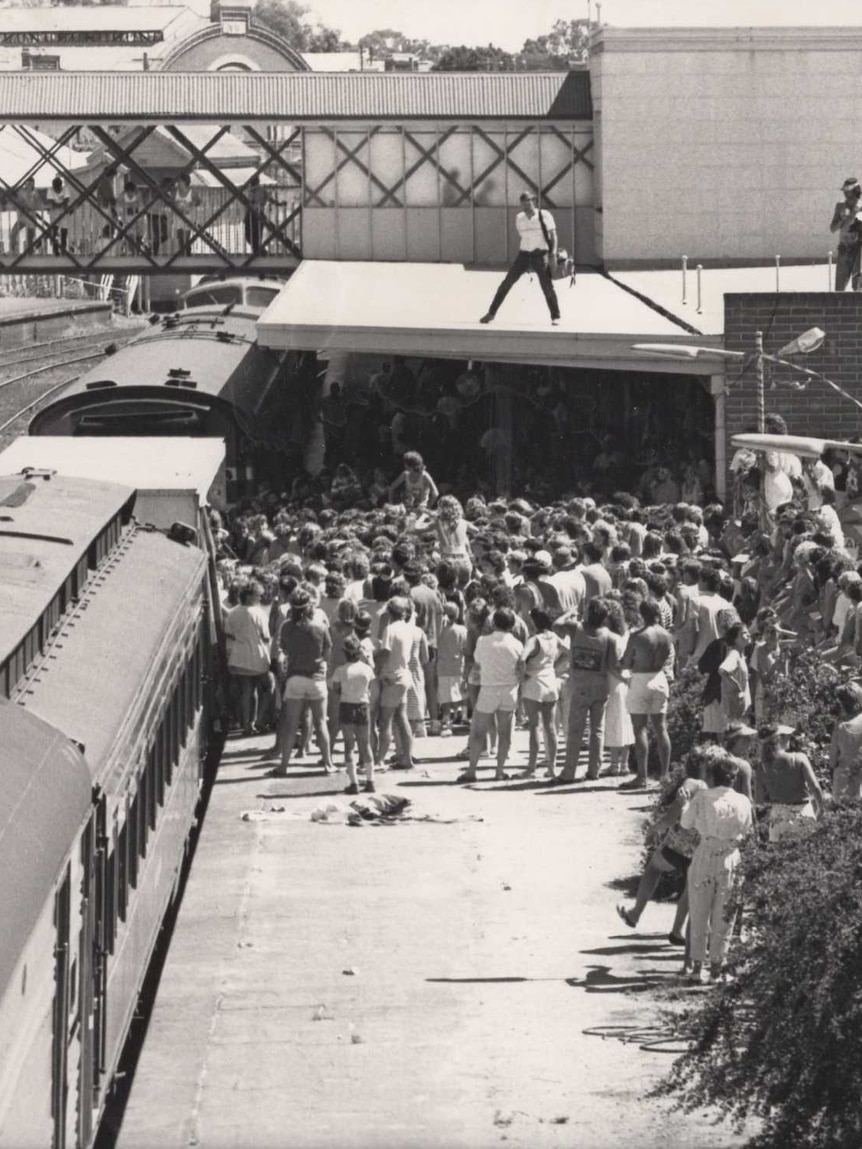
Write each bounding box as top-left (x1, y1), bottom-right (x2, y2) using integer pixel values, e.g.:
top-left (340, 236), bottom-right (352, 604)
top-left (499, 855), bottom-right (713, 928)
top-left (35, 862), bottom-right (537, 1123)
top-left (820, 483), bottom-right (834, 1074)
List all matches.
top-left (0, 327), bottom-right (143, 448)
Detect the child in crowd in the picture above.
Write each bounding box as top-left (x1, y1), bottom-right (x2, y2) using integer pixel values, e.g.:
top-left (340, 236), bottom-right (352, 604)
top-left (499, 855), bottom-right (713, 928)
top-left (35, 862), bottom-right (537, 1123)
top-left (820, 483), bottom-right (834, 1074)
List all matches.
top-left (388, 451), bottom-right (439, 510)
top-left (330, 635), bottom-right (376, 794)
top-left (437, 602), bottom-right (468, 735)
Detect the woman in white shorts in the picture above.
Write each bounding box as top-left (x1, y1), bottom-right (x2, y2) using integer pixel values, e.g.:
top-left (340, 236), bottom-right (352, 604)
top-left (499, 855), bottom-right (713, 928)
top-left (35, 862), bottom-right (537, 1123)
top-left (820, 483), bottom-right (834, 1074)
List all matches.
top-left (460, 608), bottom-right (524, 783)
top-left (520, 607), bottom-right (566, 779)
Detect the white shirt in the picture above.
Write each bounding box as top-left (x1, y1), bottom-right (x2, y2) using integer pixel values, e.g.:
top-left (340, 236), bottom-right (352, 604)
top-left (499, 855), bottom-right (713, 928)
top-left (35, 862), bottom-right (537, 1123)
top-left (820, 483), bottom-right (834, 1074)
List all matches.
top-left (516, 208), bottom-right (554, 253)
top-left (681, 786), bottom-right (752, 843)
top-left (474, 631), bottom-right (524, 687)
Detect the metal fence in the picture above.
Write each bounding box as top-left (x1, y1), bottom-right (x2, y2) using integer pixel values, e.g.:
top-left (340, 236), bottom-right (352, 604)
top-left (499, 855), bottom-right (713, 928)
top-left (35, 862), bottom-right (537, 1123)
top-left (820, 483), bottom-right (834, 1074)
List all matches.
top-left (0, 184), bottom-right (301, 261)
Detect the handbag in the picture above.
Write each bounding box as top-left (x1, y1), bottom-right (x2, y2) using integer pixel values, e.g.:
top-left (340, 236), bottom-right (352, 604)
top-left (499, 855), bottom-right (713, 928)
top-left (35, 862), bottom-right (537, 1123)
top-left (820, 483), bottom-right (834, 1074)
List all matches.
top-left (537, 209), bottom-right (575, 283)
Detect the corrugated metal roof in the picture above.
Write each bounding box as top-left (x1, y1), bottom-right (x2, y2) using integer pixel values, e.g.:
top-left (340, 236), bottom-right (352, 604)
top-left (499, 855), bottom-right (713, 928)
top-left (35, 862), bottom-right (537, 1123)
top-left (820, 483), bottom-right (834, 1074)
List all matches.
top-left (0, 70), bottom-right (593, 122)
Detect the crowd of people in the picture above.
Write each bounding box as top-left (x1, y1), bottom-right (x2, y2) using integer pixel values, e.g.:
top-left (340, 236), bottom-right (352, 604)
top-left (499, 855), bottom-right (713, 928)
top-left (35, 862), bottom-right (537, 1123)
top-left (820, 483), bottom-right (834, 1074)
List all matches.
top-left (3, 169), bottom-right (300, 258)
top-left (217, 425), bottom-right (861, 982)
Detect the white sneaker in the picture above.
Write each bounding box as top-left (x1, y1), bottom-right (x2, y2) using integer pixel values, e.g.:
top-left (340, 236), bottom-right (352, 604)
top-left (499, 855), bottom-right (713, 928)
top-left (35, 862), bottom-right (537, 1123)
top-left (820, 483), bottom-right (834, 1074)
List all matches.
top-left (551, 317), bottom-right (561, 326)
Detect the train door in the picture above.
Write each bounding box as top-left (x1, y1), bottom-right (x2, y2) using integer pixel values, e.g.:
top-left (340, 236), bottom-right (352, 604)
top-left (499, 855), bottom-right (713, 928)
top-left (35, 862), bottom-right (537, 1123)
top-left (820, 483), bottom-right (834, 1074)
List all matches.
top-left (91, 793), bottom-right (110, 1115)
top-left (51, 868), bottom-right (71, 1149)
top-left (76, 800), bottom-right (100, 1148)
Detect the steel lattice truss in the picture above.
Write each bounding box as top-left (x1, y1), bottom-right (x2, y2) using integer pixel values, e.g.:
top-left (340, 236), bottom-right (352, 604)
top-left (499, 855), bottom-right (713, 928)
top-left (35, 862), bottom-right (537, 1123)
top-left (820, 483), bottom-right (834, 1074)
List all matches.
top-left (305, 123), bottom-right (593, 211)
top-left (0, 118), bottom-right (593, 273)
top-left (0, 121), bottom-right (302, 274)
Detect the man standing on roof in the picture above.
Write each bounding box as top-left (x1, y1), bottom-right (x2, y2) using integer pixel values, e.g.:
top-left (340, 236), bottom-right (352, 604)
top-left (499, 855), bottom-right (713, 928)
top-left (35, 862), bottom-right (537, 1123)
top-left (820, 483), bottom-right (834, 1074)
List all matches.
top-left (480, 192), bottom-right (561, 327)
top-left (830, 177), bottom-right (862, 292)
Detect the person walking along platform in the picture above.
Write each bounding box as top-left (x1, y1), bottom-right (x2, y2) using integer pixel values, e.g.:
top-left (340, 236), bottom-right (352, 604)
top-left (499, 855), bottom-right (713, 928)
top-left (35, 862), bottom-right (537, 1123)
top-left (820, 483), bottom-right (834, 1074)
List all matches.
top-left (480, 192), bottom-right (561, 326)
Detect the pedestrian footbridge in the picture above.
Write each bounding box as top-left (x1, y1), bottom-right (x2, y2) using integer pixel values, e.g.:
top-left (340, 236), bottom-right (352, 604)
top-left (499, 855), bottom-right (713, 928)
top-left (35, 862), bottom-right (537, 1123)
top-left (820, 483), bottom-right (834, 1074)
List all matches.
top-left (0, 71), bottom-right (594, 285)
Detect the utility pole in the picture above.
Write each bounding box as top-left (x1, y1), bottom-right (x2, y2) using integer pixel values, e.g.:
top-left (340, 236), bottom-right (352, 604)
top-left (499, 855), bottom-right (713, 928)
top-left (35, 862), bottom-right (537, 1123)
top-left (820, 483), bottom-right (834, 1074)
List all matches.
top-left (755, 329), bottom-right (765, 433)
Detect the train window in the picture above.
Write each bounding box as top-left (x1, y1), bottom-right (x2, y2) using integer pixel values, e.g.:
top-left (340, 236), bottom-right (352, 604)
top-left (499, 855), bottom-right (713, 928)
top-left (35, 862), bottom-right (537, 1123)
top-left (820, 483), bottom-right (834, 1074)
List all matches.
top-left (157, 723), bottom-right (167, 806)
top-left (75, 555), bottom-right (88, 596)
top-left (246, 286), bottom-right (280, 308)
top-left (23, 624), bottom-right (38, 671)
top-left (173, 684), bottom-right (182, 767)
top-left (181, 665), bottom-right (192, 745)
top-left (126, 795), bottom-right (139, 892)
top-left (116, 819), bottom-right (127, 923)
top-left (183, 285), bottom-right (241, 309)
top-left (10, 644), bottom-right (24, 688)
top-left (145, 747), bottom-right (157, 835)
top-left (104, 844), bottom-right (116, 954)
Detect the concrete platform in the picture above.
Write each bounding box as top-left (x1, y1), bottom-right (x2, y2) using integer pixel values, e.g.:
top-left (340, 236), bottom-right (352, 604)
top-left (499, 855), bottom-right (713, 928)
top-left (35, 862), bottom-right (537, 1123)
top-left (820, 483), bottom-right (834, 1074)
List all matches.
top-left (114, 732), bottom-right (745, 1149)
top-left (0, 296), bottom-right (113, 345)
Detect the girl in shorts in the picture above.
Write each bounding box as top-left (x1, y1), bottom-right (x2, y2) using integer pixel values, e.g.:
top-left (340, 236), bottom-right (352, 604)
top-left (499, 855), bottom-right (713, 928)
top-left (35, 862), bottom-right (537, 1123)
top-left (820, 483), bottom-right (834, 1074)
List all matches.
top-left (331, 635), bottom-right (376, 794)
top-left (519, 608), bottom-right (566, 779)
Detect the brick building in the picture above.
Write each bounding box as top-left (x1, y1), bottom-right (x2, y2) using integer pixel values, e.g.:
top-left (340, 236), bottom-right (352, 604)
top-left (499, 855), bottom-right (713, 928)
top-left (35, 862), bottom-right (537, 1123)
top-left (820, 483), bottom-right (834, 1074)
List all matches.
top-left (723, 293), bottom-right (862, 444)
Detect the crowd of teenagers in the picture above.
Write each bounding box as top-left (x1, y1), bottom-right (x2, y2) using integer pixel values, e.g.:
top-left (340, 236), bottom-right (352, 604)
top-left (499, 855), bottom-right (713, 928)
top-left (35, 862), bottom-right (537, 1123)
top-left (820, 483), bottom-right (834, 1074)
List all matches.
top-left (216, 430), bottom-right (862, 980)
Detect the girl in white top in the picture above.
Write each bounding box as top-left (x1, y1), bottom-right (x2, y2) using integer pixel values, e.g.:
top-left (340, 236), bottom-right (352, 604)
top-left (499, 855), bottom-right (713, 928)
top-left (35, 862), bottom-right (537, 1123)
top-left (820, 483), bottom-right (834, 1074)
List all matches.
top-left (388, 451), bottom-right (439, 511)
top-left (519, 607), bottom-right (566, 779)
top-left (331, 635), bottom-right (376, 795)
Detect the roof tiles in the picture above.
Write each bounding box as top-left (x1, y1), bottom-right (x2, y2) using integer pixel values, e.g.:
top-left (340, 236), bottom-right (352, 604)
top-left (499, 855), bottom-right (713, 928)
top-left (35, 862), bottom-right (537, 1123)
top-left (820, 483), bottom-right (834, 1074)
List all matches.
top-left (0, 70), bottom-right (592, 122)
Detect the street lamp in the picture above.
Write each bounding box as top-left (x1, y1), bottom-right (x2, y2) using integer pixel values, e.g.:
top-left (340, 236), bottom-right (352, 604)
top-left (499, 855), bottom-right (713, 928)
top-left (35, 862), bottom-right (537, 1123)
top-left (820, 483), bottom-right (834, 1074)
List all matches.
top-left (632, 327), bottom-right (826, 433)
top-left (633, 327), bottom-right (832, 527)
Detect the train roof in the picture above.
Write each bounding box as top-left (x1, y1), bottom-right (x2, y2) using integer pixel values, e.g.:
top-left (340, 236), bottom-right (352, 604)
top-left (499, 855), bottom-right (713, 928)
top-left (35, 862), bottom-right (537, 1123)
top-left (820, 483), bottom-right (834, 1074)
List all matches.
top-left (33, 309), bottom-right (285, 426)
top-left (21, 525), bottom-right (207, 787)
top-left (0, 700), bottom-right (92, 1003)
top-left (0, 437), bottom-right (225, 504)
top-left (51, 310), bottom-right (259, 397)
top-left (0, 472), bottom-right (135, 666)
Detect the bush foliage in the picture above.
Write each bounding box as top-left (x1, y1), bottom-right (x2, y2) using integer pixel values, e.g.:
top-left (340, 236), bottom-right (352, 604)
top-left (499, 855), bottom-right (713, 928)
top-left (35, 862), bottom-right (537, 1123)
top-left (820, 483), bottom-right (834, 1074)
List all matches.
top-left (656, 804), bottom-right (862, 1149)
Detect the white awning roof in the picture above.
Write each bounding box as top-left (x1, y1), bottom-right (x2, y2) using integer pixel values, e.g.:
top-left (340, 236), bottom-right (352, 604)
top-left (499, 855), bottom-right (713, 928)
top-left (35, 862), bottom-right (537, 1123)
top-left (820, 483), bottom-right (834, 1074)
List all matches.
top-left (256, 261), bottom-right (715, 375)
top-left (610, 263), bottom-right (835, 338)
top-left (0, 436), bottom-right (225, 503)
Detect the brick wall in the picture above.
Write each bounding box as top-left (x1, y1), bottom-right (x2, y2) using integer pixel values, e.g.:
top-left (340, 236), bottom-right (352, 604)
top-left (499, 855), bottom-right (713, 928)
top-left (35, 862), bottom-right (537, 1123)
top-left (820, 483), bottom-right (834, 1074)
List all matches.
top-left (723, 292), bottom-right (862, 479)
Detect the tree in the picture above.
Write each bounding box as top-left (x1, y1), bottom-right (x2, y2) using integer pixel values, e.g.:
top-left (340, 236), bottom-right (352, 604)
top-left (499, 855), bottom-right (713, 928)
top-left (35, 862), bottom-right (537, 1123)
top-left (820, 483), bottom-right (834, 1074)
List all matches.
top-left (657, 806), bottom-right (862, 1149)
top-left (432, 44), bottom-right (517, 72)
top-left (252, 0), bottom-right (348, 51)
top-left (519, 18), bottom-right (591, 69)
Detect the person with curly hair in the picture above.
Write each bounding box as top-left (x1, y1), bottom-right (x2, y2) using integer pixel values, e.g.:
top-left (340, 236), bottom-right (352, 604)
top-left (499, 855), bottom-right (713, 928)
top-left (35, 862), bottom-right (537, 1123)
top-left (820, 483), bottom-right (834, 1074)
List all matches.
top-left (433, 494), bottom-right (474, 587)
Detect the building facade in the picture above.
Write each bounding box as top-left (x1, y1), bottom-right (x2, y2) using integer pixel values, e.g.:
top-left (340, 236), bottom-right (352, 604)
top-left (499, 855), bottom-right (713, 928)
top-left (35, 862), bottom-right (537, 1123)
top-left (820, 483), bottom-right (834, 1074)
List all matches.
top-left (590, 26), bottom-right (862, 268)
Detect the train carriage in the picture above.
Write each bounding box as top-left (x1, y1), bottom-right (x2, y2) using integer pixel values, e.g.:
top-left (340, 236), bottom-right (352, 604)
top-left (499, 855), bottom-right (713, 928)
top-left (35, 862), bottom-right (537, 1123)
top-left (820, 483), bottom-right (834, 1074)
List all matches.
top-left (0, 464), bottom-right (226, 1148)
top-left (28, 279), bottom-right (309, 501)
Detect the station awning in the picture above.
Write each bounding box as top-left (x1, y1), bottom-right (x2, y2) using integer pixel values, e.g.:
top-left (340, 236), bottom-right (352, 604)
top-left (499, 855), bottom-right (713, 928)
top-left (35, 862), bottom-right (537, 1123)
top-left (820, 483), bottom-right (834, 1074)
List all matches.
top-left (256, 261), bottom-right (717, 375)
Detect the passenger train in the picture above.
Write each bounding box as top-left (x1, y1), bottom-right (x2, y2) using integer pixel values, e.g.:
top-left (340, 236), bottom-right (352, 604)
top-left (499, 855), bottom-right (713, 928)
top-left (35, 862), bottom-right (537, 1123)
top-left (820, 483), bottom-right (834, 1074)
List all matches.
top-left (0, 449), bottom-right (227, 1148)
top-left (29, 278), bottom-right (316, 500)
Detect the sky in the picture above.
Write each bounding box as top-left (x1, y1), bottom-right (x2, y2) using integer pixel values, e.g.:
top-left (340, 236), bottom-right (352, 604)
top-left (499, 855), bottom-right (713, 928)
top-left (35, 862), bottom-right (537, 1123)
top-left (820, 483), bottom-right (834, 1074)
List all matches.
top-left (299, 0), bottom-right (862, 51)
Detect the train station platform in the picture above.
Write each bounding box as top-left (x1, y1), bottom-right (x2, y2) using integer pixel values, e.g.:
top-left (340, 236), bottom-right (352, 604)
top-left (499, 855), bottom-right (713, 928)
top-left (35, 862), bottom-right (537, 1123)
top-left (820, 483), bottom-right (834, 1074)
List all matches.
top-left (113, 733), bottom-right (741, 1149)
top-left (0, 295), bottom-right (112, 345)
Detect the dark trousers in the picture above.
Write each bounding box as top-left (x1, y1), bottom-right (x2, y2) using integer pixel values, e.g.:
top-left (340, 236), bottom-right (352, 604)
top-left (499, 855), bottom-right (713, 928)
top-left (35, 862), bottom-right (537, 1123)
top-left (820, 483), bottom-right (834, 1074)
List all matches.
top-left (487, 249), bottom-right (560, 320)
top-left (836, 245), bottom-right (862, 292)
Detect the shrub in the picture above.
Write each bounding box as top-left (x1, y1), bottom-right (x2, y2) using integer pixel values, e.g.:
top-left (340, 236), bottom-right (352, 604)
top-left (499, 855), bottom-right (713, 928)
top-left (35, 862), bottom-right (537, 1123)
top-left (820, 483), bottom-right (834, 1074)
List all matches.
top-left (655, 803), bottom-right (862, 1149)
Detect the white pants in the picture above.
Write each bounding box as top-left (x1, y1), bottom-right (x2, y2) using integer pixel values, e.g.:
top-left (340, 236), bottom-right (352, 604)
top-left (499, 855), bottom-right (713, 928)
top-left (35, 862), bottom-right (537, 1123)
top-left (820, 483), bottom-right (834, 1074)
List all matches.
top-left (687, 843), bottom-right (740, 965)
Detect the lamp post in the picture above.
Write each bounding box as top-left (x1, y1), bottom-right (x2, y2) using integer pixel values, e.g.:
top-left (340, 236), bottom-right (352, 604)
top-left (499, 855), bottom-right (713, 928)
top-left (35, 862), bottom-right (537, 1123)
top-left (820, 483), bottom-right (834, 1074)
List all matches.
top-left (631, 328), bottom-right (829, 522)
